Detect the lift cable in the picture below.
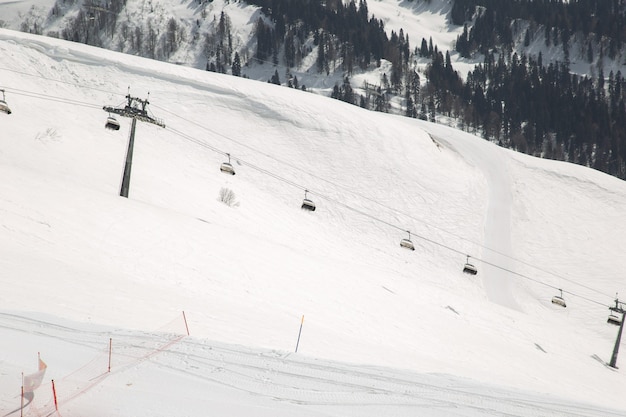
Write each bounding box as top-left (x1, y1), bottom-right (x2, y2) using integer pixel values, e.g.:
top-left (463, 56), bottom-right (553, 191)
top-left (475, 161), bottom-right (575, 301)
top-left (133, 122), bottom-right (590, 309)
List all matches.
top-left (0, 71), bottom-right (612, 299)
top-left (0, 68), bottom-right (605, 296)
top-left (161, 125), bottom-right (617, 308)
top-left (155, 104), bottom-right (618, 302)
top-left (0, 76), bottom-right (619, 307)
top-left (5, 87), bottom-right (102, 109)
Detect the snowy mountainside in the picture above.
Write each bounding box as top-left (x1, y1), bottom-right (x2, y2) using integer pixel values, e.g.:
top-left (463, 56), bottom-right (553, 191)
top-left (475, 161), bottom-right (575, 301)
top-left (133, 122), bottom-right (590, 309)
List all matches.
top-left (0, 0), bottom-right (469, 90)
top-left (3, 0), bottom-right (624, 89)
top-left (1, 28), bottom-right (626, 416)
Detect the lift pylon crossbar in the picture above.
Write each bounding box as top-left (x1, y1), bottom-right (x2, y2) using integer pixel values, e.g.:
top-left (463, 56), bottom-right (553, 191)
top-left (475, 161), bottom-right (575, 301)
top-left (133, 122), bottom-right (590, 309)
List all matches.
top-left (103, 94), bottom-right (165, 127)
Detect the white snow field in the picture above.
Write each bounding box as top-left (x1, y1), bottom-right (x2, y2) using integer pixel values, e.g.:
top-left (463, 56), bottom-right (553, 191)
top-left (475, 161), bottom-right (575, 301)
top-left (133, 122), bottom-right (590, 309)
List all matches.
top-left (1, 28), bottom-right (626, 416)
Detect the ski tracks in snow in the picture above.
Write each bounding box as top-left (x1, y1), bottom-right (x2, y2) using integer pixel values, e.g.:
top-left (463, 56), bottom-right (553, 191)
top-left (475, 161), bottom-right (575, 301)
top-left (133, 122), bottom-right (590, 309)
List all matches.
top-left (153, 337), bottom-right (621, 417)
top-left (1, 312), bottom-right (622, 417)
top-left (418, 122), bottom-right (521, 311)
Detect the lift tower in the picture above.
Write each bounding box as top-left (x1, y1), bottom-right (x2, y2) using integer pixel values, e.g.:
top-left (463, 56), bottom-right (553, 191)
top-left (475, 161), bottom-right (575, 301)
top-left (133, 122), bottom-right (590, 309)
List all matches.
top-left (609, 296), bottom-right (625, 368)
top-left (103, 91), bottom-right (165, 198)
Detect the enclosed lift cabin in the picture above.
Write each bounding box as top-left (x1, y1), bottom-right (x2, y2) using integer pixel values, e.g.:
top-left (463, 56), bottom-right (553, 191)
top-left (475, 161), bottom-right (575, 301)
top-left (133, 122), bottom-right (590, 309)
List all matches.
top-left (0, 89), bottom-right (12, 115)
top-left (400, 231), bottom-right (415, 251)
top-left (551, 289), bottom-right (566, 308)
top-left (301, 189), bottom-right (316, 211)
top-left (463, 255), bottom-right (478, 275)
top-left (220, 153), bottom-right (235, 175)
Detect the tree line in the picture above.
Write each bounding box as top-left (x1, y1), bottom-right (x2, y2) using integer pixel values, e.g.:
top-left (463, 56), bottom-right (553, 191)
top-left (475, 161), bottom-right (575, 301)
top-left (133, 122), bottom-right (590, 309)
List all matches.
top-left (453, 0), bottom-right (626, 60)
top-left (244, 0), bottom-right (626, 178)
top-left (425, 50), bottom-right (626, 178)
top-left (33, 0), bottom-right (626, 179)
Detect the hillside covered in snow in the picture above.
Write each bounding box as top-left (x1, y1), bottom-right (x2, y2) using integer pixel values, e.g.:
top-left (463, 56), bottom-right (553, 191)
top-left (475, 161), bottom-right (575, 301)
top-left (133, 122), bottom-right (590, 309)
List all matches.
top-left (5, 0), bottom-right (626, 184)
top-left (1, 27), bottom-right (626, 416)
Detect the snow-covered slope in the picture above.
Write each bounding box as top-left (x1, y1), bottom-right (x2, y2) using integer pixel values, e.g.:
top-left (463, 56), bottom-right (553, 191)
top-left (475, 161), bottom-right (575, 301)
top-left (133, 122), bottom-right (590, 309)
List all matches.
top-left (1, 29), bottom-right (626, 416)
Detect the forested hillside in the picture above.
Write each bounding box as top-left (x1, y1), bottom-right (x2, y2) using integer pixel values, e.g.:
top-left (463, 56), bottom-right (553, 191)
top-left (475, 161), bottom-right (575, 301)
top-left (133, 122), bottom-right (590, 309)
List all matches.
top-left (450, 0), bottom-right (626, 178)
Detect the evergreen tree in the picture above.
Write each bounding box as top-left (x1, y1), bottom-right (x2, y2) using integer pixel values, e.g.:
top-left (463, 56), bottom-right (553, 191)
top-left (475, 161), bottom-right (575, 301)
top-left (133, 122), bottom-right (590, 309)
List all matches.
top-left (420, 37), bottom-right (429, 57)
top-left (405, 94), bottom-right (417, 118)
top-left (374, 87), bottom-right (387, 112)
top-left (216, 48), bottom-right (224, 73)
top-left (232, 52), bottom-right (241, 76)
top-left (428, 96), bottom-right (436, 122)
top-left (316, 30), bottom-right (327, 73)
top-left (456, 24), bottom-right (470, 57)
top-left (419, 101), bottom-right (428, 120)
top-left (270, 69), bottom-right (280, 85)
top-left (342, 76), bottom-right (355, 104)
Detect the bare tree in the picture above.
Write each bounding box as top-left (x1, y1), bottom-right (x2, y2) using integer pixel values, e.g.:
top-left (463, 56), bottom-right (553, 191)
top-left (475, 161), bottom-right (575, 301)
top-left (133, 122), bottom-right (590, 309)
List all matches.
top-left (218, 188), bottom-right (239, 207)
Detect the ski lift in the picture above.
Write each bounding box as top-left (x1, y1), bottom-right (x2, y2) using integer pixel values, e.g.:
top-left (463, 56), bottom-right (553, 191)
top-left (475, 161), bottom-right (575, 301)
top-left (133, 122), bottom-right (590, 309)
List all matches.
top-left (551, 289), bottom-right (566, 308)
top-left (608, 312), bottom-right (622, 326)
top-left (301, 189), bottom-right (316, 211)
top-left (105, 115), bottom-right (120, 130)
top-left (220, 153), bottom-right (235, 175)
top-left (463, 255), bottom-right (478, 275)
top-left (400, 231), bottom-right (415, 251)
top-left (607, 296), bottom-right (624, 326)
top-left (0, 89), bottom-right (12, 115)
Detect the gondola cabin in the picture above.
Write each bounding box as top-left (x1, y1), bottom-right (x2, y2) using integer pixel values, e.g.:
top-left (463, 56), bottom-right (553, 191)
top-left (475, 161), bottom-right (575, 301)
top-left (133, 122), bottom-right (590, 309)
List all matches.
top-left (105, 116), bottom-right (120, 130)
top-left (463, 256), bottom-right (478, 275)
top-left (220, 153), bottom-right (235, 175)
top-left (608, 313), bottom-right (622, 326)
top-left (0, 90), bottom-right (11, 115)
top-left (551, 289), bottom-right (566, 308)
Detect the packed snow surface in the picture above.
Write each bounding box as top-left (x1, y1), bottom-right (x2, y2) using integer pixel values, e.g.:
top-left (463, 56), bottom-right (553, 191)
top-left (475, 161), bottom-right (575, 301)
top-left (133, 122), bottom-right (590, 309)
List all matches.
top-left (1, 28), bottom-right (626, 416)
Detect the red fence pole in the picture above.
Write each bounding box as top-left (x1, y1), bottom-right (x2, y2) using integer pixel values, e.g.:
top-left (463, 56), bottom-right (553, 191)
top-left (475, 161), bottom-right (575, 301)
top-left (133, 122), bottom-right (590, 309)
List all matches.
top-left (51, 379), bottom-right (58, 411)
top-left (20, 377), bottom-right (24, 417)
